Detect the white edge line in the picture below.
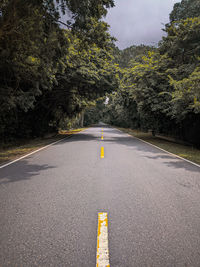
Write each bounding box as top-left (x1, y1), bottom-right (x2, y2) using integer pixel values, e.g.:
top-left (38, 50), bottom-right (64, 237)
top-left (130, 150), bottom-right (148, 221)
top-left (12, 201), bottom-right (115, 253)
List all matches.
top-left (0, 137), bottom-right (69, 169)
top-left (0, 129), bottom-right (86, 169)
top-left (114, 127), bottom-right (200, 168)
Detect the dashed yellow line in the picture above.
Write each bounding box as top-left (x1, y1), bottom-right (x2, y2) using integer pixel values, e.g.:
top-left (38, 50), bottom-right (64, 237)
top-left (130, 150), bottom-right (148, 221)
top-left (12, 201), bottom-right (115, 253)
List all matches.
top-left (101, 128), bottom-right (104, 140)
top-left (96, 212), bottom-right (110, 267)
top-left (100, 147), bottom-right (104, 158)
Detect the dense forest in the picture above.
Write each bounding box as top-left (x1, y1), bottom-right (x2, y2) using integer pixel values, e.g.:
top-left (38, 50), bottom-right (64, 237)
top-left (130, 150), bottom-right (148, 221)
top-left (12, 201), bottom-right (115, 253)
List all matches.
top-left (86, 0), bottom-right (200, 146)
top-left (0, 0), bottom-right (118, 140)
top-left (0, 0), bottom-right (200, 146)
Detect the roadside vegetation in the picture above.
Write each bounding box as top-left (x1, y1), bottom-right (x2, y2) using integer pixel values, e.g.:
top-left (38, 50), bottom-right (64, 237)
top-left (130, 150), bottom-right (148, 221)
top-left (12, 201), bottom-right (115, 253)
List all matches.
top-left (0, 0), bottom-right (118, 142)
top-left (86, 0), bottom-right (200, 149)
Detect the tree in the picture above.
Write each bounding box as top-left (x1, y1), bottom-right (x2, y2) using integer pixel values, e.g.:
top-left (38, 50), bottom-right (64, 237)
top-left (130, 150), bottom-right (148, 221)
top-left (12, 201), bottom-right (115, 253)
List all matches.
top-left (0, 0), bottom-right (118, 140)
top-left (159, 17), bottom-right (200, 121)
top-left (104, 15), bottom-right (200, 145)
top-left (170, 0), bottom-right (200, 22)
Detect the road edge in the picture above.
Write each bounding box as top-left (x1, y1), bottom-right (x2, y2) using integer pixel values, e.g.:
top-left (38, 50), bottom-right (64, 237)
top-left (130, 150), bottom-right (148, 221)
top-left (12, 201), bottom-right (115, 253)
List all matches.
top-left (0, 129), bottom-right (86, 169)
top-left (114, 127), bottom-right (200, 168)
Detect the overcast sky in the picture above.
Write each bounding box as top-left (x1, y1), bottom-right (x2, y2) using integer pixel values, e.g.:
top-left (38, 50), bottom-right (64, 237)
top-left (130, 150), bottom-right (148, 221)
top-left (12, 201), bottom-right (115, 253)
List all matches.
top-left (104, 0), bottom-right (180, 50)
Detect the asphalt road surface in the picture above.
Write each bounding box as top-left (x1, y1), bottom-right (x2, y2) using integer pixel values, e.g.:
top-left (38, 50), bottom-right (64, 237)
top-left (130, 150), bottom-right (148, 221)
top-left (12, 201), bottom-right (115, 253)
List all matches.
top-left (0, 125), bottom-right (200, 266)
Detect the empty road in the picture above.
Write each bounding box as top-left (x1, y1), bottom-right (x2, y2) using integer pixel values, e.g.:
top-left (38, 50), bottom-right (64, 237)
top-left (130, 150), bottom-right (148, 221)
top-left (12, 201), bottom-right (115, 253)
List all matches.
top-left (0, 125), bottom-right (200, 266)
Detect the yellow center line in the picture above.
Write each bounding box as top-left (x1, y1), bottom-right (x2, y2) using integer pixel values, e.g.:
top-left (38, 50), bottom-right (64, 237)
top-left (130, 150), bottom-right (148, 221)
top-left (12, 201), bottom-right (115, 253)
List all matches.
top-left (101, 135), bottom-right (104, 140)
top-left (100, 147), bottom-right (104, 158)
top-left (96, 212), bottom-right (110, 267)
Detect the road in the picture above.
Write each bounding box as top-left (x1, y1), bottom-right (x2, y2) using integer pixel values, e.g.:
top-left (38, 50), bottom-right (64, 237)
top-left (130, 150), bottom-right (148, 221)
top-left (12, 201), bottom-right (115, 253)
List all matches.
top-left (0, 125), bottom-right (200, 266)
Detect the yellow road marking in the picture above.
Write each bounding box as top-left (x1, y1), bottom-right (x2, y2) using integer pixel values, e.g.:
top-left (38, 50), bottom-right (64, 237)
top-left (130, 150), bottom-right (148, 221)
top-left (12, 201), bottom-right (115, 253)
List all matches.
top-left (96, 213), bottom-right (110, 267)
top-left (101, 135), bottom-right (104, 140)
top-left (100, 147), bottom-right (104, 158)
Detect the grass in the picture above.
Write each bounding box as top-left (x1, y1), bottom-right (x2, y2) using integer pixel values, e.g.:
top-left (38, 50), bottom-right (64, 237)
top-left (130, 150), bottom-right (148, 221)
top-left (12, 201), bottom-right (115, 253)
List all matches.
top-left (118, 127), bottom-right (200, 165)
top-left (0, 128), bottom-right (85, 165)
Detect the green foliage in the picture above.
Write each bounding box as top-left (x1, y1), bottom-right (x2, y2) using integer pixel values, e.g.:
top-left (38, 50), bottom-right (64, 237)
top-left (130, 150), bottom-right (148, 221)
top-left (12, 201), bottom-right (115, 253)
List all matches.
top-left (84, 98), bottom-right (106, 125)
top-left (160, 17), bottom-right (200, 121)
top-left (118, 45), bottom-right (156, 68)
top-left (0, 0), bottom-right (118, 140)
top-left (60, 0), bottom-right (115, 25)
top-left (103, 6), bottom-right (200, 146)
top-left (160, 17), bottom-right (200, 69)
top-left (169, 65), bottom-right (200, 116)
top-left (169, 0), bottom-right (200, 22)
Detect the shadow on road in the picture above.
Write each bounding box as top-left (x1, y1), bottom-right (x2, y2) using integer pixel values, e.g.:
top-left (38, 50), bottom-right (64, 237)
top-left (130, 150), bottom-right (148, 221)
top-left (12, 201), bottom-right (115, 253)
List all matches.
top-left (0, 160), bottom-right (55, 185)
top-left (104, 136), bottom-right (200, 173)
top-left (57, 127), bottom-right (200, 173)
top-left (64, 133), bottom-right (99, 142)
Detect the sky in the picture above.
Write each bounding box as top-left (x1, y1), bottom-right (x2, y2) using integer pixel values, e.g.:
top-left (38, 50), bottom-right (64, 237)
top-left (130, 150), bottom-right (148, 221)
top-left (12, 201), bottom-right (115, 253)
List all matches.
top-left (105, 0), bottom-right (181, 50)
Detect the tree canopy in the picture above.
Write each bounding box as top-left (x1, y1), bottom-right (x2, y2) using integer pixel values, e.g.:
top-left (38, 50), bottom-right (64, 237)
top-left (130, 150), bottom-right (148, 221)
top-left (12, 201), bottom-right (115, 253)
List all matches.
top-left (169, 0), bottom-right (200, 22)
top-left (102, 0), bottom-right (200, 146)
top-left (0, 0), bottom-right (118, 139)
top-left (1, 0), bottom-right (200, 146)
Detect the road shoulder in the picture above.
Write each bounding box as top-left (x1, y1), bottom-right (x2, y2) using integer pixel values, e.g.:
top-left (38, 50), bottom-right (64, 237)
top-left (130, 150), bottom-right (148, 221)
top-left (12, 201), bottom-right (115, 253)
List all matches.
top-left (115, 127), bottom-right (200, 167)
top-left (0, 129), bottom-right (85, 168)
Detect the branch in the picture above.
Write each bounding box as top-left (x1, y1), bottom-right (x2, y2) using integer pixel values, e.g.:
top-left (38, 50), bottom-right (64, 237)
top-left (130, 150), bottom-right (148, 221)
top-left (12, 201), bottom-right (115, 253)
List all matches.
top-left (57, 20), bottom-right (72, 29)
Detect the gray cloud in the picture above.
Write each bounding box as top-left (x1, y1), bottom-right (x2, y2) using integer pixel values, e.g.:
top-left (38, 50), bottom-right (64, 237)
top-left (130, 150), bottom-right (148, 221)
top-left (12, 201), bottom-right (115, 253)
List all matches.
top-left (105, 0), bottom-right (180, 49)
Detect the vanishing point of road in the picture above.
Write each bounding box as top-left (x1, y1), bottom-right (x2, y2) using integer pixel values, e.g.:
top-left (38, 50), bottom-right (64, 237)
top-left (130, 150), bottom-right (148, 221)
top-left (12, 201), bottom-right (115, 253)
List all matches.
top-left (0, 125), bottom-right (200, 266)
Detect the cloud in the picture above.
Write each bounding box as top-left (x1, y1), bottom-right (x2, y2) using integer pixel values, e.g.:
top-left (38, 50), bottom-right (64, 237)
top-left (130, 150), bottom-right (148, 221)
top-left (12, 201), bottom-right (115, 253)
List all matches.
top-left (105, 0), bottom-right (181, 49)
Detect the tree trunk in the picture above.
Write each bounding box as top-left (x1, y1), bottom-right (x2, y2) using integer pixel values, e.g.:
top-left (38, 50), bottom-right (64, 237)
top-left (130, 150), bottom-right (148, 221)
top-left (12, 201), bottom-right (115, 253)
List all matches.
top-left (80, 111), bottom-right (84, 127)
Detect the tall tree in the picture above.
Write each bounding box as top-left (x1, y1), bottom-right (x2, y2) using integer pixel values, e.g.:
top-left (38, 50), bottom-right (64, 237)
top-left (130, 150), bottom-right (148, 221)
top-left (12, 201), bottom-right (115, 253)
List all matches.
top-left (169, 0), bottom-right (200, 22)
top-left (0, 0), bottom-right (118, 139)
